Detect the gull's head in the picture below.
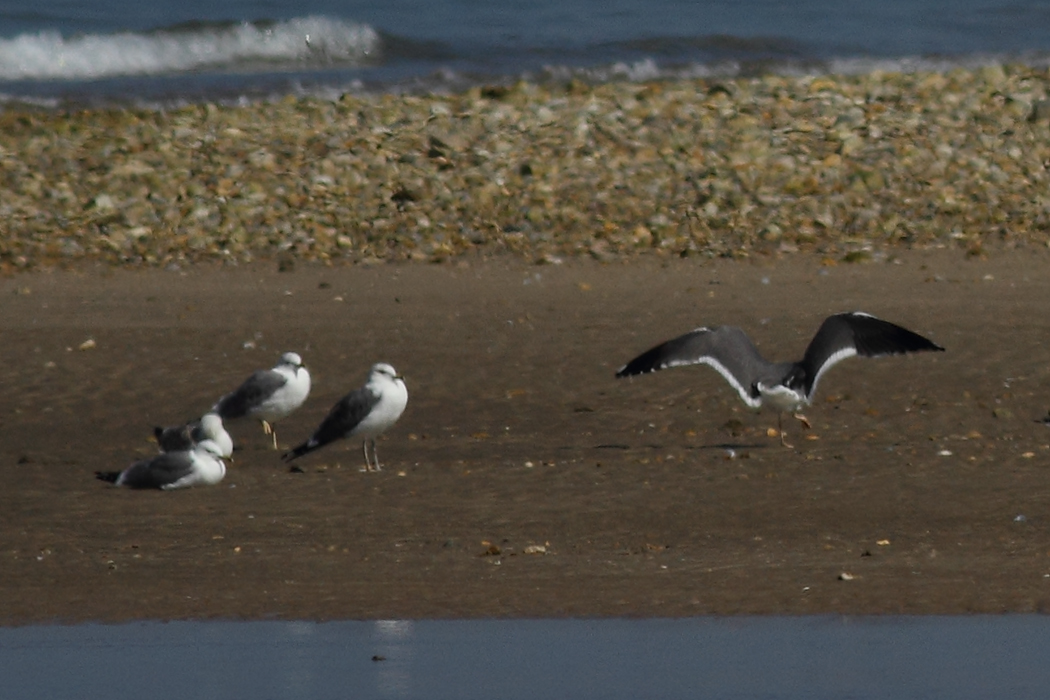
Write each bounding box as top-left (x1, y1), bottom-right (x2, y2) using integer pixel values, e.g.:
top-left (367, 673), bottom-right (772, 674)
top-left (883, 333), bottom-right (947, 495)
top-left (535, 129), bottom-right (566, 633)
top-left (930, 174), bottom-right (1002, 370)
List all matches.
top-left (278, 351), bottom-right (304, 368)
top-left (370, 362), bottom-right (405, 384)
top-left (276, 352), bottom-right (308, 378)
top-left (199, 412), bottom-right (225, 436)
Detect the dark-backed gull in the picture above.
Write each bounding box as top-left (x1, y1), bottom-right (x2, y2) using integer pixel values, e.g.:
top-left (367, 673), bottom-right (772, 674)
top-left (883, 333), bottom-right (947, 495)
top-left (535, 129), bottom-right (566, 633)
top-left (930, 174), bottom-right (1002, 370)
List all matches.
top-left (283, 363), bottom-right (408, 471)
top-left (96, 440), bottom-right (227, 490)
top-left (616, 312), bottom-right (944, 446)
top-left (212, 351), bottom-right (311, 449)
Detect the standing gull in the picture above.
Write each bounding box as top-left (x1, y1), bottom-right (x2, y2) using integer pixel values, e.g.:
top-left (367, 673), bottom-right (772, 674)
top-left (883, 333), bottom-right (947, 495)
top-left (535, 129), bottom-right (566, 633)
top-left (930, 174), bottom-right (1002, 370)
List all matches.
top-left (96, 440), bottom-right (228, 490)
top-left (212, 351), bottom-right (311, 449)
top-left (153, 412), bottom-right (234, 458)
top-left (283, 363), bottom-right (408, 471)
top-left (616, 312), bottom-right (944, 446)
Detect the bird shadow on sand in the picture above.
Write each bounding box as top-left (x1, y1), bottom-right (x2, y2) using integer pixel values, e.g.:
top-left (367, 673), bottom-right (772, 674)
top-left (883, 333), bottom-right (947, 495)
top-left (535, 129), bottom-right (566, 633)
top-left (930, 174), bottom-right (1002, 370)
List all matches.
top-left (692, 442), bottom-right (770, 451)
top-left (587, 442), bottom-right (770, 451)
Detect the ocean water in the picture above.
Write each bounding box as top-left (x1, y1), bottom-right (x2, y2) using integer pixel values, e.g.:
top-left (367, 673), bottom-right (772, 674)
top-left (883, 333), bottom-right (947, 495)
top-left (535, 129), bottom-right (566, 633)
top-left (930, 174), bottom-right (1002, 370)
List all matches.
top-left (1, 0), bottom-right (1050, 105)
top-left (3, 616), bottom-right (1050, 700)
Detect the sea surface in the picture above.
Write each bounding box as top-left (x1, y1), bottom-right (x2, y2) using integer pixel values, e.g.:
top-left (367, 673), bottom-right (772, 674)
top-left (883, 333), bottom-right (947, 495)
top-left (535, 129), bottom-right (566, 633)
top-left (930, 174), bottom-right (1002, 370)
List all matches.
top-left (3, 616), bottom-right (1049, 699)
top-left (1, 1), bottom-right (1050, 105)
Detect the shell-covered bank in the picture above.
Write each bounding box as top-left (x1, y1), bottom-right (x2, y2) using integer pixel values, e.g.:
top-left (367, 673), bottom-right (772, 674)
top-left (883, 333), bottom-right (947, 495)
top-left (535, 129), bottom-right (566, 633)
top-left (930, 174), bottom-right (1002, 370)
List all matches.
top-left (2, 66), bottom-right (1050, 271)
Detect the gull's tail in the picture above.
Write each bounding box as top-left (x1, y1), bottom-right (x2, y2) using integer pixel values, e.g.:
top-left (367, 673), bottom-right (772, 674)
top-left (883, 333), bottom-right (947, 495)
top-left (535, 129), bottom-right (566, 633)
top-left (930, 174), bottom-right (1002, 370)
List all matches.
top-left (282, 439), bottom-right (318, 462)
top-left (95, 471), bottom-right (121, 484)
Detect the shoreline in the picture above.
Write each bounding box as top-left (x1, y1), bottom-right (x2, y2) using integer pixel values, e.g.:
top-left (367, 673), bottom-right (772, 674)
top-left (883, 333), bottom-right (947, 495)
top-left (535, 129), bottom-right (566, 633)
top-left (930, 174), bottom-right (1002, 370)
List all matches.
top-left (2, 66), bottom-right (1050, 274)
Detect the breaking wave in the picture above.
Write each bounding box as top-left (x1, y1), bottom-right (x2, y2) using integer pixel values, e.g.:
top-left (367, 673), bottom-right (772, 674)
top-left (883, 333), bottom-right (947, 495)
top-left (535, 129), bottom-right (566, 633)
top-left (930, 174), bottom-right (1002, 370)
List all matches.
top-left (0, 16), bottom-right (380, 81)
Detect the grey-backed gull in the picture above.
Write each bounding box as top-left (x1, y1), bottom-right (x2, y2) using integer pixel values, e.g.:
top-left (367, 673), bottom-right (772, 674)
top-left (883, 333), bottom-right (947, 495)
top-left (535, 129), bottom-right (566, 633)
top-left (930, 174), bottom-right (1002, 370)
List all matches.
top-left (283, 363), bottom-right (408, 471)
top-left (96, 439), bottom-right (227, 490)
top-left (616, 312), bottom-right (944, 446)
top-left (212, 351), bottom-right (311, 449)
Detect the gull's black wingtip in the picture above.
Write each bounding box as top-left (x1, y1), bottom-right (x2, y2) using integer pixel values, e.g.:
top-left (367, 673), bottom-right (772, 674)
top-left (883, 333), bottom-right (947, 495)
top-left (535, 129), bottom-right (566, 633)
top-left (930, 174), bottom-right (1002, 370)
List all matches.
top-left (906, 335), bottom-right (945, 354)
top-left (95, 470), bottom-right (120, 484)
top-left (615, 349), bottom-right (666, 378)
top-left (615, 359), bottom-right (654, 378)
top-left (838, 312), bottom-right (946, 356)
top-left (904, 332), bottom-right (945, 354)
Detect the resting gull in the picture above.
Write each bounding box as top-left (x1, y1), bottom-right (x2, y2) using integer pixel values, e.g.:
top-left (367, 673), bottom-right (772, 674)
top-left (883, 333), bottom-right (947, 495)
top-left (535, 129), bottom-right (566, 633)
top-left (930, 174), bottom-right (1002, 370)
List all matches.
top-left (616, 312), bottom-right (944, 446)
top-left (212, 351), bottom-right (311, 449)
top-left (283, 363), bottom-right (408, 471)
top-left (153, 412), bottom-right (234, 458)
top-left (96, 439), bottom-right (227, 490)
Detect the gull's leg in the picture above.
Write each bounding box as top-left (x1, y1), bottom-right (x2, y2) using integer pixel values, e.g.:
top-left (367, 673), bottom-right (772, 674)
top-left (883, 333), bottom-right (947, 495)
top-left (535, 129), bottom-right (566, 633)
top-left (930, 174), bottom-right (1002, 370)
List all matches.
top-left (778, 413), bottom-right (794, 448)
top-left (793, 413), bottom-right (812, 430)
top-left (372, 439), bottom-right (382, 472)
top-left (362, 440), bottom-right (372, 472)
top-left (260, 419), bottom-right (279, 449)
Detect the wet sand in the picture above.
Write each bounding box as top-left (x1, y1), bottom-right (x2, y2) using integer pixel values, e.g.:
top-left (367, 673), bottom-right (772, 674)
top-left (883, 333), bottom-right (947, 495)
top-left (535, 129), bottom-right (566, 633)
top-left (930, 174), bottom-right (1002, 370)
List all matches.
top-left (2, 250), bottom-right (1050, 624)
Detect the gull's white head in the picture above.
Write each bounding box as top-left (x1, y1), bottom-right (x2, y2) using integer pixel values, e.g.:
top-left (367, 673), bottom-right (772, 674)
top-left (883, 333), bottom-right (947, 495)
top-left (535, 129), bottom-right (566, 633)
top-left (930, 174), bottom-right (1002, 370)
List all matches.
top-left (278, 351), bottom-right (304, 369)
top-left (199, 412), bottom-right (225, 436)
top-left (370, 362), bottom-right (404, 384)
top-left (198, 413), bottom-right (233, 457)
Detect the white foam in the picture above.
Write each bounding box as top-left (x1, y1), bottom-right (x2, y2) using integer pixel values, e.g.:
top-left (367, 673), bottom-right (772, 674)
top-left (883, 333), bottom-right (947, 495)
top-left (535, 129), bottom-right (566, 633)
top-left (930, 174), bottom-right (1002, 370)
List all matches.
top-left (826, 52), bottom-right (1050, 76)
top-left (0, 16), bottom-right (379, 81)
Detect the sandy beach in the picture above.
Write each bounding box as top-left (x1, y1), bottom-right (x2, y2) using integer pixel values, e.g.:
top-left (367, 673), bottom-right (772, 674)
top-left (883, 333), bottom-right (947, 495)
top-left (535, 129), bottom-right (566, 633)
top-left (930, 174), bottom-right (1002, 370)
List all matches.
top-left (2, 249), bottom-right (1050, 624)
top-left (3, 66), bottom-right (1050, 623)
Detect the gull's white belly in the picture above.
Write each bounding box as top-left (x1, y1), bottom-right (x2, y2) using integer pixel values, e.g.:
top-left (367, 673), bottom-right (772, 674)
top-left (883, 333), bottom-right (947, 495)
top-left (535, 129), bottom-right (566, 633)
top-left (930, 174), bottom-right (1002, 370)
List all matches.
top-left (253, 369), bottom-right (311, 422)
top-left (352, 382), bottom-right (409, 439)
top-left (757, 384), bottom-right (807, 413)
